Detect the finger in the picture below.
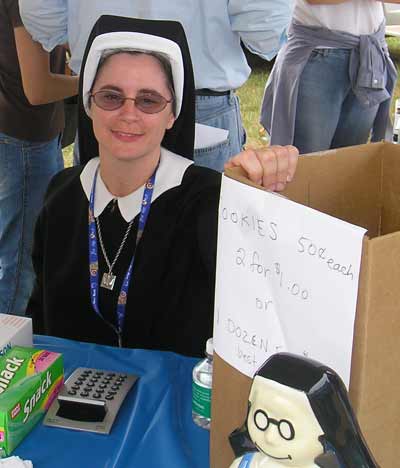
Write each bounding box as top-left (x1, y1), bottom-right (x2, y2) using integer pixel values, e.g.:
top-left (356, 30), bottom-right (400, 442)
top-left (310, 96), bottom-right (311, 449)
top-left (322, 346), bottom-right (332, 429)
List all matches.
top-left (225, 149), bottom-right (263, 185)
top-left (224, 145), bottom-right (299, 191)
top-left (286, 145), bottom-right (299, 182)
top-left (260, 145), bottom-right (298, 191)
top-left (251, 147), bottom-right (279, 190)
top-left (272, 146), bottom-right (290, 191)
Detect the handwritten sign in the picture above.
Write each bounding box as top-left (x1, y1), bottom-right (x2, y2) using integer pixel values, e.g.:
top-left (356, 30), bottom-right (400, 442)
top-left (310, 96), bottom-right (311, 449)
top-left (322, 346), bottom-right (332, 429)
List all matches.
top-left (213, 176), bottom-right (366, 387)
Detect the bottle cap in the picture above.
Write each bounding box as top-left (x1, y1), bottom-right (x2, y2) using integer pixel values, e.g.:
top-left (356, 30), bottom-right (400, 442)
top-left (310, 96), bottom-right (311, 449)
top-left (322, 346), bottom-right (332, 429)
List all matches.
top-left (206, 338), bottom-right (213, 356)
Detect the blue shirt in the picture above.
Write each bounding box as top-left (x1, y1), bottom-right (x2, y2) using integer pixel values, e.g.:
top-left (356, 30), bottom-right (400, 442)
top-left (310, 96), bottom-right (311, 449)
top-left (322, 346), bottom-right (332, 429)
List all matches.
top-left (19, 0), bottom-right (293, 91)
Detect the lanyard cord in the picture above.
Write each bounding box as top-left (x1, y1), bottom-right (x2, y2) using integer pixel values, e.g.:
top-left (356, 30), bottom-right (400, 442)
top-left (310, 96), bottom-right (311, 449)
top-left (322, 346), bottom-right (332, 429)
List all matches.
top-left (88, 165), bottom-right (157, 347)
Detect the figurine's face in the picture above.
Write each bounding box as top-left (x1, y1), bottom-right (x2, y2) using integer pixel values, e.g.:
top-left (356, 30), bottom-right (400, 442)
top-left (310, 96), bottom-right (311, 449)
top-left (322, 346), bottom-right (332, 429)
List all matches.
top-left (247, 376), bottom-right (324, 466)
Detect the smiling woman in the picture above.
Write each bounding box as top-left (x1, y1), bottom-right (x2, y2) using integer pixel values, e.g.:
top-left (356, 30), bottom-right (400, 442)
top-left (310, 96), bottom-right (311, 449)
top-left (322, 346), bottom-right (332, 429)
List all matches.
top-left (25, 15), bottom-right (298, 357)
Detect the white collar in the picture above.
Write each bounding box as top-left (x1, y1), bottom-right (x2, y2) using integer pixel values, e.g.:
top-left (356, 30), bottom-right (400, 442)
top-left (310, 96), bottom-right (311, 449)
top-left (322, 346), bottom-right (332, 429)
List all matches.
top-left (80, 148), bottom-right (193, 222)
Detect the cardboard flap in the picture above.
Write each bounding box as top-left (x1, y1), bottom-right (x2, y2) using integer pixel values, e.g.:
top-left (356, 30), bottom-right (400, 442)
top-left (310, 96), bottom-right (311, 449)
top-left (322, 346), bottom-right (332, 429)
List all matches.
top-left (281, 143), bottom-right (384, 237)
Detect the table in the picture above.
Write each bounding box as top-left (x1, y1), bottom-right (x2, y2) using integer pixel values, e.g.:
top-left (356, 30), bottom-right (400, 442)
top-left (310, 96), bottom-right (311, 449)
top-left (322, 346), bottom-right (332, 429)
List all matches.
top-left (14, 335), bottom-right (209, 467)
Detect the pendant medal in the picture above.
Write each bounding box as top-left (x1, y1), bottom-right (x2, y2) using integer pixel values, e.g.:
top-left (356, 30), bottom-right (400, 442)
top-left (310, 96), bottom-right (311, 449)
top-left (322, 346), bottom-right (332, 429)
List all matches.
top-left (101, 272), bottom-right (116, 290)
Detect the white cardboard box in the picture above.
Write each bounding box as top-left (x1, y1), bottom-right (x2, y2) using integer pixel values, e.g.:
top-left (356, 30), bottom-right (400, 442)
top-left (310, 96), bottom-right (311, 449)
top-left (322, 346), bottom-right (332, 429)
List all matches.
top-left (0, 314), bottom-right (32, 356)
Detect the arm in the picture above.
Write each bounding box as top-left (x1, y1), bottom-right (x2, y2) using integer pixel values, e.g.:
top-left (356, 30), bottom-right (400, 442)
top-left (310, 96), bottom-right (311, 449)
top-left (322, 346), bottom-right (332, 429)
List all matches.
top-left (228, 0), bottom-right (294, 61)
top-left (224, 145), bottom-right (299, 191)
top-left (13, 26), bottom-right (78, 105)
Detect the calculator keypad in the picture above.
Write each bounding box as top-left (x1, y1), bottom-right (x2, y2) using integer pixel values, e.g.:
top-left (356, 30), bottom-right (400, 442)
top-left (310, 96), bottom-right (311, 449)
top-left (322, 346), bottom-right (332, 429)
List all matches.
top-left (66, 370), bottom-right (127, 401)
top-left (45, 367), bottom-right (139, 433)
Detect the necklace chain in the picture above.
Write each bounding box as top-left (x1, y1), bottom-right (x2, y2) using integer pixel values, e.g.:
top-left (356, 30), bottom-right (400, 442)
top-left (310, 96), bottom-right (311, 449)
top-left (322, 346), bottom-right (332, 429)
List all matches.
top-left (96, 213), bottom-right (134, 274)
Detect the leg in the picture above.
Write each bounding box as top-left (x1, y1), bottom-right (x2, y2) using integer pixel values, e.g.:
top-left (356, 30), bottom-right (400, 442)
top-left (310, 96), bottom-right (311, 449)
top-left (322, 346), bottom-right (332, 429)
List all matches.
top-left (294, 49), bottom-right (352, 154)
top-left (331, 90), bottom-right (379, 148)
top-left (194, 93), bottom-right (246, 172)
top-left (0, 133), bottom-right (63, 315)
top-left (0, 133), bottom-right (24, 314)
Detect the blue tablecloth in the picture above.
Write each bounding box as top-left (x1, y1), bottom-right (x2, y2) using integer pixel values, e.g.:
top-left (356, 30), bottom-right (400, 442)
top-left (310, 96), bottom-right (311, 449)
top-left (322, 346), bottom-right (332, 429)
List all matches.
top-left (14, 335), bottom-right (209, 467)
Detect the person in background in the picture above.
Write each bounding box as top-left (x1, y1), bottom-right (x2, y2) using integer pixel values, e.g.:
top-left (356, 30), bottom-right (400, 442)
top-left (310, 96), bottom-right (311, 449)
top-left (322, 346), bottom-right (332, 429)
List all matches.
top-left (19, 0), bottom-right (293, 170)
top-left (26, 15), bottom-right (299, 357)
top-left (0, 0), bottom-right (78, 315)
top-left (261, 0), bottom-right (398, 154)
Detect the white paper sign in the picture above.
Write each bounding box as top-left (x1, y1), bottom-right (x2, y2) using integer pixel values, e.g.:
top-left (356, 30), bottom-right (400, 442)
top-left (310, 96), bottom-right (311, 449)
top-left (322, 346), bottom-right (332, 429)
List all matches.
top-left (213, 176), bottom-right (366, 387)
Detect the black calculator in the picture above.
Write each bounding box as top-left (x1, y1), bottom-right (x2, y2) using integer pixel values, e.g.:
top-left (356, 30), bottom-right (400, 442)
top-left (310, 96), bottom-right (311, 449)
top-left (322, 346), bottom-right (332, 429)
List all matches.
top-left (44, 367), bottom-right (139, 434)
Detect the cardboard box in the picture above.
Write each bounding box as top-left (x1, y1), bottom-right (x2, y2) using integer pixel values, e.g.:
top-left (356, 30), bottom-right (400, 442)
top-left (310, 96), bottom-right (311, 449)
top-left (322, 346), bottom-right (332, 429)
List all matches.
top-left (211, 142), bottom-right (400, 468)
top-left (0, 346), bottom-right (64, 456)
top-left (0, 315), bottom-right (33, 357)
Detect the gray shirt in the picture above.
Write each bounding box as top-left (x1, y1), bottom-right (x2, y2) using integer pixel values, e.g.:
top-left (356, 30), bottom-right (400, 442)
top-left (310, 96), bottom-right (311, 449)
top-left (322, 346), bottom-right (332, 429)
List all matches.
top-left (261, 20), bottom-right (397, 146)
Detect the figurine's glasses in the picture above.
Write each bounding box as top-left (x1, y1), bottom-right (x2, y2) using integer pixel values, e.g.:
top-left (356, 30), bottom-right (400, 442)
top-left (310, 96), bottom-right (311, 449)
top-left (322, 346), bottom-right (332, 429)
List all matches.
top-left (90, 90), bottom-right (173, 114)
top-left (253, 409), bottom-right (295, 440)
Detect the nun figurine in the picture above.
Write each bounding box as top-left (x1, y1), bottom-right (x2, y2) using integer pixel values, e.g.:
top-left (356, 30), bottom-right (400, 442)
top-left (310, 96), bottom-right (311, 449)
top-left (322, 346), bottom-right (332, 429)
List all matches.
top-left (229, 353), bottom-right (378, 468)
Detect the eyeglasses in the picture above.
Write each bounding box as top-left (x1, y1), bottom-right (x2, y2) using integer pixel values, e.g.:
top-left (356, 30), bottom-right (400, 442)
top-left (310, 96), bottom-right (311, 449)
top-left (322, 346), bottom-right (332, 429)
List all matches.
top-left (253, 410), bottom-right (295, 440)
top-left (90, 90), bottom-right (173, 114)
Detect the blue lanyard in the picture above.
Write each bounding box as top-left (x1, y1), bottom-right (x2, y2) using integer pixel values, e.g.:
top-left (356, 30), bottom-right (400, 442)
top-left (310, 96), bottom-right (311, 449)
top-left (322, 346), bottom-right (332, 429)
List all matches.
top-left (88, 166), bottom-right (156, 347)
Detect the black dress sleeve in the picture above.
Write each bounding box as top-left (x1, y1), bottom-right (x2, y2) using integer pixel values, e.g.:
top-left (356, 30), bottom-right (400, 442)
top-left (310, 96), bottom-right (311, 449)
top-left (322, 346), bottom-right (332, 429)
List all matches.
top-left (26, 208), bottom-right (45, 333)
top-left (186, 166), bottom-right (221, 283)
top-left (197, 185), bottom-right (220, 274)
top-left (25, 168), bottom-right (72, 332)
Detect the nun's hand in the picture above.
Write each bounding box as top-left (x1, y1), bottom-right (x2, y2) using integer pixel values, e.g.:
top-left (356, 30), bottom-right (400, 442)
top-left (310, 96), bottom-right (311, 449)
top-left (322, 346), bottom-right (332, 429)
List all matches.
top-left (224, 145), bottom-right (299, 191)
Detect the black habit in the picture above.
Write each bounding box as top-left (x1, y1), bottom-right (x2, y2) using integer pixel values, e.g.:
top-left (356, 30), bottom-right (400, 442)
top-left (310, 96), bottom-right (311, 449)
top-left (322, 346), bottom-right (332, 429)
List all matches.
top-left (28, 158), bottom-right (221, 357)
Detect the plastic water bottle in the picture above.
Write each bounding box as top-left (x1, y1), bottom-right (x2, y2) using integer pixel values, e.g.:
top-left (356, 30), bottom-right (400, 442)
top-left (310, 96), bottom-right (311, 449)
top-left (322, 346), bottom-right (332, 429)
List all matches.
top-left (393, 99), bottom-right (400, 143)
top-left (192, 338), bottom-right (213, 430)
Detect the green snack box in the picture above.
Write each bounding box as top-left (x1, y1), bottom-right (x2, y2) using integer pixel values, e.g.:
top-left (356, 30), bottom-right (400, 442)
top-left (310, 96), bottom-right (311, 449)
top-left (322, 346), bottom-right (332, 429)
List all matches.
top-left (0, 346), bottom-right (64, 457)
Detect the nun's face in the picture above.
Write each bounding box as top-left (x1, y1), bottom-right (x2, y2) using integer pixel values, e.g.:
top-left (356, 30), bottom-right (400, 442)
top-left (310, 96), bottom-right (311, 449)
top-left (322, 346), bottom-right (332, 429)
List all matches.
top-left (90, 53), bottom-right (175, 164)
top-left (247, 376), bottom-right (324, 466)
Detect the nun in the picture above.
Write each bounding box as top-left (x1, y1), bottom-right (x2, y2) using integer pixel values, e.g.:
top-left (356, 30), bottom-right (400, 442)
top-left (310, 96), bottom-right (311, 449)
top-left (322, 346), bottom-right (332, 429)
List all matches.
top-left (27, 15), bottom-right (298, 357)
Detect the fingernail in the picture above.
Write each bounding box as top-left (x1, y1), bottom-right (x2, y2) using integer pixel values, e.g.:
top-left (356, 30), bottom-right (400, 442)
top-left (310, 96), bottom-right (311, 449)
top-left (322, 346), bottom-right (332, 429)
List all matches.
top-left (286, 174), bottom-right (292, 182)
top-left (276, 182), bottom-right (285, 191)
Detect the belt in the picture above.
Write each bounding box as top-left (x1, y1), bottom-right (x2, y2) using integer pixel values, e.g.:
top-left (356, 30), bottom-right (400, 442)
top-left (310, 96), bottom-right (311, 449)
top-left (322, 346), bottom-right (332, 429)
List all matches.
top-left (195, 88), bottom-right (231, 96)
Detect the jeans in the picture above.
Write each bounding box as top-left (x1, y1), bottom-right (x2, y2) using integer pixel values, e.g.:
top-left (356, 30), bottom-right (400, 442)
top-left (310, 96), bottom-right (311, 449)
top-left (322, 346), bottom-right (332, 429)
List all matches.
top-left (194, 93), bottom-right (246, 172)
top-left (294, 48), bottom-right (380, 154)
top-left (0, 133), bottom-right (64, 315)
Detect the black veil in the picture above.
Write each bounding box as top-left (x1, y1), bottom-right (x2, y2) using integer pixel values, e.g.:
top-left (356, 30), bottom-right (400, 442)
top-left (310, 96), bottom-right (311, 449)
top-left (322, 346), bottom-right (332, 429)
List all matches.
top-left (77, 15), bottom-right (195, 165)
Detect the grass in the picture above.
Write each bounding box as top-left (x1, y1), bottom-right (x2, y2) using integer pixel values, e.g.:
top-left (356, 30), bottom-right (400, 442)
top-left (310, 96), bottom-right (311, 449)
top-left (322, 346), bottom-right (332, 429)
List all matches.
top-left (63, 144), bottom-right (74, 167)
top-left (63, 38), bottom-right (400, 164)
top-left (237, 66), bottom-right (271, 149)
